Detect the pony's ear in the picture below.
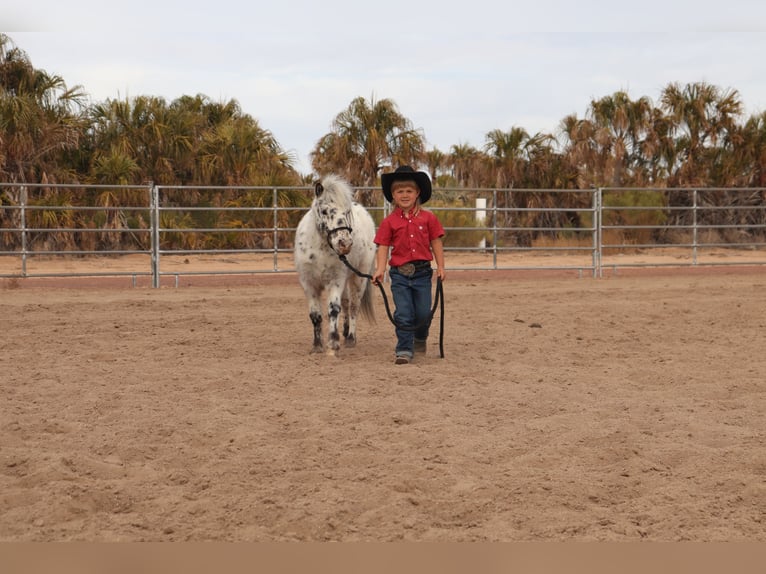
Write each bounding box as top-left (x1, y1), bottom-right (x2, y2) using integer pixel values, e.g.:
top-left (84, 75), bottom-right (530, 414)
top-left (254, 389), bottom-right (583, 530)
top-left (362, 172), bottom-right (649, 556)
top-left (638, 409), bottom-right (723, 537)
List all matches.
top-left (314, 181), bottom-right (324, 197)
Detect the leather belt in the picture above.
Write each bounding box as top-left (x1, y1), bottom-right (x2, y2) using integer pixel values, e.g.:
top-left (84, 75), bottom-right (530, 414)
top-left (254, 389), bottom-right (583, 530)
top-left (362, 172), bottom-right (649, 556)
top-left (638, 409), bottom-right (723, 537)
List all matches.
top-left (392, 260), bottom-right (431, 277)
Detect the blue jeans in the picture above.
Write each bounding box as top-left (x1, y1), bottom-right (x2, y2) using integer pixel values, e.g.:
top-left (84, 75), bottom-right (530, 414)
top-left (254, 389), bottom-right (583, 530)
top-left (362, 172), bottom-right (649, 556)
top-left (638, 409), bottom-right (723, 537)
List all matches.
top-left (389, 267), bottom-right (433, 357)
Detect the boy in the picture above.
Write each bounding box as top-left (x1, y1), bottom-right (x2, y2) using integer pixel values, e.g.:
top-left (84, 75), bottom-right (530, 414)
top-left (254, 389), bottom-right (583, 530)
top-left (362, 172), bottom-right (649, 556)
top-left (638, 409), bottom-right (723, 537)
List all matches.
top-left (372, 166), bottom-right (446, 364)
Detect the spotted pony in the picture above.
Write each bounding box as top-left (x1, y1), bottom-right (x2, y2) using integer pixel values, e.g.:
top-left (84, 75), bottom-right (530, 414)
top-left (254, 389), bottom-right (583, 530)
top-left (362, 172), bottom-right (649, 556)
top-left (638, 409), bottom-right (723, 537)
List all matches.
top-left (294, 174), bottom-right (376, 355)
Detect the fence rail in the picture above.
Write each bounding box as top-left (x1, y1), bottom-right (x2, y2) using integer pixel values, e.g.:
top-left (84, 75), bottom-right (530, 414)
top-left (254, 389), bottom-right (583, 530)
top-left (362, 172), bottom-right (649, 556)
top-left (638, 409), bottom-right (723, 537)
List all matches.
top-left (1, 183), bottom-right (765, 285)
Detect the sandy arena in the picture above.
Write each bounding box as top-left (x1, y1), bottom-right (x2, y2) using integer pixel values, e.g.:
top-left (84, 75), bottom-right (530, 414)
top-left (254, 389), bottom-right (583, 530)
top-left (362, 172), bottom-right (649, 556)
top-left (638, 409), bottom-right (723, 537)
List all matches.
top-left (1, 259), bottom-right (765, 541)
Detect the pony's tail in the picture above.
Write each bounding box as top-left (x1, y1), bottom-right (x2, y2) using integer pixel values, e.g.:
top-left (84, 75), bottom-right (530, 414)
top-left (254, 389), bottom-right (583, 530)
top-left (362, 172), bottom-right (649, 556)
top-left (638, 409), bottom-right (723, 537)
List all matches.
top-left (360, 278), bottom-right (376, 323)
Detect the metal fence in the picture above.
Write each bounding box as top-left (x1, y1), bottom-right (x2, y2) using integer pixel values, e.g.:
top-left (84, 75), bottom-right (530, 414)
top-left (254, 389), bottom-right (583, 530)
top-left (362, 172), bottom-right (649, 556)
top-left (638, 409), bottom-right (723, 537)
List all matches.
top-left (1, 183), bottom-right (765, 285)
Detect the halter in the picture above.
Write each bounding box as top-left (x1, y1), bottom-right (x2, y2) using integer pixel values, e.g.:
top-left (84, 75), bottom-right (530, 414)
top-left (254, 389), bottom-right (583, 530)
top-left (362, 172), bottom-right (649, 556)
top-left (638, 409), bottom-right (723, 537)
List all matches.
top-left (314, 193), bottom-right (354, 252)
top-left (325, 225), bottom-right (353, 250)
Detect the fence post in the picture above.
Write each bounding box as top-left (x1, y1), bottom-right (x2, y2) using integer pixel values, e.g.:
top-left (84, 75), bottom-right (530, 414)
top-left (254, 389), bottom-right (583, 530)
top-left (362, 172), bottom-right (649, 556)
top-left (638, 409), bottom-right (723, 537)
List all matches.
top-left (151, 184), bottom-right (160, 288)
top-left (476, 197), bottom-right (487, 249)
top-left (492, 189), bottom-right (498, 269)
top-left (692, 189), bottom-right (698, 265)
top-left (20, 185), bottom-right (28, 278)
top-left (272, 187), bottom-right (279, 271)
top-left (595, 187), bottom-right (603, 278)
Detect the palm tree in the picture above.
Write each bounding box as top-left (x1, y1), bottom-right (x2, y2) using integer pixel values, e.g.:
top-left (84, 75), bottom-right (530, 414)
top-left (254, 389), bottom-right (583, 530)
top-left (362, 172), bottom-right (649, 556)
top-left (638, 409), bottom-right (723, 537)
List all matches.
top-left (739, 111), bottom-right (766, 187)
top-left (484, 127), bottom-right (560, 188)
top-left (310, 95), bottom-right (425, 203)
top-left (559, 113), bottom-right (601, 188)
top-left (559, 91), bottom-right (654, 188)
top-left (0, 34), bottom-right (86, 185)
top-left (87, 93), bottom-right (298, 187)
top-left (167, 94), bottom-right (240, 184)
top-left (448, 143), bottom-right (485, 187)
top-left (484, 128), bottom-right (581, 240)
top-left (484, 127), bottom-right (530, 188)
top-left (639, 107), bottom-right (677, 185)
top-left (199, 114), bottom-right (292, 186)
top-left (587, 91), bottom-right (653, 187)
top-left (88, 95), bottom-right (184, 185)
top-left (0, 34), bottom-right (87, 249)
top-left (660, 81), bottom-right (743, 186)
top-left (657, 82), bottom-right (745, 234)
top-left (85, 96), bottom-right (169, 250)
top-left (424, 148), bottom-right (447, 186)
top-left (84, 92), bottom-right (301, 250)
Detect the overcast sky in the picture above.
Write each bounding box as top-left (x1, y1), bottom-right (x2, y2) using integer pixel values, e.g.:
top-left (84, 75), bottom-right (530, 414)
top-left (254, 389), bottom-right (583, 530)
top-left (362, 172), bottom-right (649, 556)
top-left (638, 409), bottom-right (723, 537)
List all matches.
top-left (6, 0), bottom-right (766, 174)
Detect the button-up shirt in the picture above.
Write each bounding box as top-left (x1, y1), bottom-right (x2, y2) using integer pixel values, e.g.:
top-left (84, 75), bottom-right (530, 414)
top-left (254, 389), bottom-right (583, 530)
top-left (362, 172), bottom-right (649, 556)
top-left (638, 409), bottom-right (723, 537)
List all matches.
top-left (374, 207), bottom-right (445, 267)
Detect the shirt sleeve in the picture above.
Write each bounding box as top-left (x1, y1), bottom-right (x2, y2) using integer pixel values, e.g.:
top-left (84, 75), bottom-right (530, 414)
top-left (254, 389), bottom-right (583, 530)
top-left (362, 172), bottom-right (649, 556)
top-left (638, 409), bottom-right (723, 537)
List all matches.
top-left (428, 212), bottom-right (445, 240)
top-left (374, 217), bottom-right (392, 246)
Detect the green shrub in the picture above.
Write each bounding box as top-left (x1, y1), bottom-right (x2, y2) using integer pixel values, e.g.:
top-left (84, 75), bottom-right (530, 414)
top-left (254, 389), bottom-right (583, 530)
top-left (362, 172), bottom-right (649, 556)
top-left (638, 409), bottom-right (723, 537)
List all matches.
top-left (602, 190), bottom-right (667, 246)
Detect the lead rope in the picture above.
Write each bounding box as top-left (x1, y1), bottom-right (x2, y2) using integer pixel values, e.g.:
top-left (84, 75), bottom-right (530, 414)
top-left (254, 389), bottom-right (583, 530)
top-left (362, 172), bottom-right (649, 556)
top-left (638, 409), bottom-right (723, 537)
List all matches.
top-left (338, 254), bottom-right (445, 358)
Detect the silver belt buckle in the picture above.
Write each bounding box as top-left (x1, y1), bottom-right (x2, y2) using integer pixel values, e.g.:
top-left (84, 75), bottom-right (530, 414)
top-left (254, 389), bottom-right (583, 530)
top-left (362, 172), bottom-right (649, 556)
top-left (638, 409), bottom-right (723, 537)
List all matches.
top-left (398, 263), bottom-right (416, 276)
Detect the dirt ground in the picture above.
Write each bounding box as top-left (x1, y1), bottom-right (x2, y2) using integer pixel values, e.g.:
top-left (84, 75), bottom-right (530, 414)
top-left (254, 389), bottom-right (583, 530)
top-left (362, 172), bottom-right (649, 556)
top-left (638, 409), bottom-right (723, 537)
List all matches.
top-left (1, 258), bottom-right (765, 541)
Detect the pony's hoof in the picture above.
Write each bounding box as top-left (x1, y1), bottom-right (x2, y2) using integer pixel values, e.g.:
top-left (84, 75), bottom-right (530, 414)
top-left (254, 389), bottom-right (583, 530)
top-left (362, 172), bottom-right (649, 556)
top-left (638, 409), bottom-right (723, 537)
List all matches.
top-left (325, 348), bottom-right (337, 357)
top-left (344, 337), bottom-right (357, 348)
top-left (310, 346), bottom-right (324, 354)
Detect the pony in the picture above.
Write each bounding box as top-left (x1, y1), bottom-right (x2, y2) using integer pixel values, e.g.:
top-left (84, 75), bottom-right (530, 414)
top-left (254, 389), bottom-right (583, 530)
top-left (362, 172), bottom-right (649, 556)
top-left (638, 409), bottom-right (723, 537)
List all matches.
top-left (294, 174), bottom-right (376, 355)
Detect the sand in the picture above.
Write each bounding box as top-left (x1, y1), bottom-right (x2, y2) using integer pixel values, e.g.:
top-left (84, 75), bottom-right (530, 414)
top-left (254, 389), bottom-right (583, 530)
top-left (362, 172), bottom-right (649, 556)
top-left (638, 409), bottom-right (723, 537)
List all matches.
top-left (1, 262), bottom-right (765, 541)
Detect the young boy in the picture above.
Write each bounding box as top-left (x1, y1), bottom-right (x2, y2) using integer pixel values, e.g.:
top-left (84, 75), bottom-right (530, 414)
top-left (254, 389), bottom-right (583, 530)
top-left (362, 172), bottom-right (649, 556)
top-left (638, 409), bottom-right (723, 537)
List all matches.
top-left (372, 166), bottom-right (446, 365)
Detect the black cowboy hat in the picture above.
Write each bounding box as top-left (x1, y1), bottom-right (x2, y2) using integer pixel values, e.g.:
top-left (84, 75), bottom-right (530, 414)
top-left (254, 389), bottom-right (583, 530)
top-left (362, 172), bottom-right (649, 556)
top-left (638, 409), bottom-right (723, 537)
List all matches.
top-left (381, 165), bottom-right (432, 204)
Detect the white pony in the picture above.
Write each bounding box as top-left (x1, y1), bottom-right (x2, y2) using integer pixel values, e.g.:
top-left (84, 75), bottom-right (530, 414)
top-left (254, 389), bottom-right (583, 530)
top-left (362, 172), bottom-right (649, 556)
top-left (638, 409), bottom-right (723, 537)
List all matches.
top-left (294, 174), bottom-right (376, 355)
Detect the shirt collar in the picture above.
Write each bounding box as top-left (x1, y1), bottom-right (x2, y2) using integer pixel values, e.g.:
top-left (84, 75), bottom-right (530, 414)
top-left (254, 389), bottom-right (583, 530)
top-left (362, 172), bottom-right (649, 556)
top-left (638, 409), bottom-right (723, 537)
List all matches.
top-left (396, 205), bottom-right (421, 219)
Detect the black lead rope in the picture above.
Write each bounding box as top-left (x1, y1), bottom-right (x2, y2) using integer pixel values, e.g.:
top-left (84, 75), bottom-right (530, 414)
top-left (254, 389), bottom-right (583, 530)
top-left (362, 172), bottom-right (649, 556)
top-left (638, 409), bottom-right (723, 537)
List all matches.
top-left (338, 254), bottom-right (445, 358)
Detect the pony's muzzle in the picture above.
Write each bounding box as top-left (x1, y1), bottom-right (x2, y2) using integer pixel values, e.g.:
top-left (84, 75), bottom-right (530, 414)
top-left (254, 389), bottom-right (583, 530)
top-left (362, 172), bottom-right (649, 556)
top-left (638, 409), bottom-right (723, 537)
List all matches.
top-left (335, 239), bottom-right (353, 255)
top-left (330, 230), bottom-right (353, 255)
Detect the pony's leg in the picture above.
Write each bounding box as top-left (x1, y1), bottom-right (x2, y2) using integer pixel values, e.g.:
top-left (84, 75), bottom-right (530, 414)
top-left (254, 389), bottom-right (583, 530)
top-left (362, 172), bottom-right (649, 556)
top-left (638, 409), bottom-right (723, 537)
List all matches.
top-left (326, 288), bottom-right (344, 355)
top-left (308, 297), bottom-right (324, 354)
top-left (341, 291), bottom-right (351, 343)
top-left (343, 278), bottom-right (361, 348)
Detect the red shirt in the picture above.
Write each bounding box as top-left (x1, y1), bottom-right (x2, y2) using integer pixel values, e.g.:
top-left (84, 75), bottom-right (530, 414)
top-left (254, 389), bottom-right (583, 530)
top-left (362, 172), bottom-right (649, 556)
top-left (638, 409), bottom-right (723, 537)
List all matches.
top-left (374, 207), bottom-right (445, 267)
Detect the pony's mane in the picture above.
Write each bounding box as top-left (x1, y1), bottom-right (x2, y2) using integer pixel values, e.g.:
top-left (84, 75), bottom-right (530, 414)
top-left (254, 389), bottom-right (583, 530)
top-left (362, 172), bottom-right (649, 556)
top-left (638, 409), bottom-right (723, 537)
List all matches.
top-left (317, 174), bottom-right (354, 208)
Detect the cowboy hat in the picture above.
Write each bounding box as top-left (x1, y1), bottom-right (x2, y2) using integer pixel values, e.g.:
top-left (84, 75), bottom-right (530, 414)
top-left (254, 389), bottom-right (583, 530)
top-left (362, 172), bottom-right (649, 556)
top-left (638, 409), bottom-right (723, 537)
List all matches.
top-left (381, 165), bottom-right (432, 204)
